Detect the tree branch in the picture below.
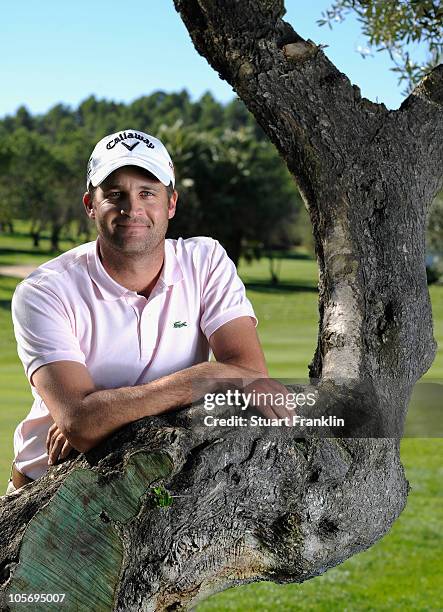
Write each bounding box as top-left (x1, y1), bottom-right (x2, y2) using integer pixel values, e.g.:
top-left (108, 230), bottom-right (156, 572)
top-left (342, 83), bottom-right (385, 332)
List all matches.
top-left (397, 63), bottom-right (443, 197)
top-left (174, 0), bottom-right (389, 191)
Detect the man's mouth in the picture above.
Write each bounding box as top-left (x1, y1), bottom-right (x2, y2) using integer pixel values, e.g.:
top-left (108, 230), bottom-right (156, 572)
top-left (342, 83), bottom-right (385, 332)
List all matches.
top-left (116, 223), bottom-right (150, 228)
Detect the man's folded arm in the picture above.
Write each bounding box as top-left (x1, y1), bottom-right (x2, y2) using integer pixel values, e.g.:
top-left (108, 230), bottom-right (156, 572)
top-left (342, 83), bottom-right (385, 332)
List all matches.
top-left (33, 316), bottom-right (268, 453)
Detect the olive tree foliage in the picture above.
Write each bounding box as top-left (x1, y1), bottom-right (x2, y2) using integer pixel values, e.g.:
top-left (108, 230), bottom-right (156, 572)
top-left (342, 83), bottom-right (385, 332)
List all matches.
top-left (318, 0), bottom-right (443, 94)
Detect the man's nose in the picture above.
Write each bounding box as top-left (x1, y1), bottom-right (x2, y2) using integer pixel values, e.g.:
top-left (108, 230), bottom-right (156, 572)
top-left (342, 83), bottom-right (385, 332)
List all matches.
top-left (122, 193), bottom-right (145, 217)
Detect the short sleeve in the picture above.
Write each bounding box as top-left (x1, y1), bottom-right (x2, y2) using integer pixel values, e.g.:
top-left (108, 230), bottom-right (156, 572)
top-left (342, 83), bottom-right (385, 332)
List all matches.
top-left (11, 281), bottom-right (86, 385)
top-left (200, 240), bottom-right (258, 340)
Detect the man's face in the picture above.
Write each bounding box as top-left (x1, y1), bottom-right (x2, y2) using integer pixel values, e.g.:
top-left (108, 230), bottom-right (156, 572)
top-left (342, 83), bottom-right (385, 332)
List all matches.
top-left (83, 166), bottom-right (177, 255)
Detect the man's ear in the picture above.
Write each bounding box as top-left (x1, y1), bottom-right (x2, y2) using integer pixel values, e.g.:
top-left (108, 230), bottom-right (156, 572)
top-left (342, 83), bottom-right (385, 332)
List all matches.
top-left (168, 190), bottom-right (178, 220)
top-left (83, 192), bottom-right (95, 219)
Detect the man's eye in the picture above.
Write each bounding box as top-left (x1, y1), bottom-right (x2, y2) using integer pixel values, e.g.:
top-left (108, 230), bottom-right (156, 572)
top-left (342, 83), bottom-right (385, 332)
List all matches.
top-left (141, 191), bottom-right (155, 197)
top-left (108, 191), bottom-right (121, 198)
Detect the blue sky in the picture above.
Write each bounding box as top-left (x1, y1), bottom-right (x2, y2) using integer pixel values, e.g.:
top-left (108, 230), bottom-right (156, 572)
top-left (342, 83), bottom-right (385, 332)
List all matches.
top-left (0, 0), bottom-right (427, 118)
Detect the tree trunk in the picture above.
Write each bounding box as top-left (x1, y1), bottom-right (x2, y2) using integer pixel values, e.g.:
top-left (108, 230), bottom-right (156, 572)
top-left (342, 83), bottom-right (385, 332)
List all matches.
top-left (30, 220), bottom-right (42, 248)
top-left (267, 251), bottom-right (281, 284)
top-left (1, 2), bottom-right (442, 610)
top-left (50, 224), bottom-right (61, 252)
top-left (223, 228), bottom-right (243, 268)
top-left (77, 216), bottom-right (91, 242)
top-left (1, 221), bottom-right (14, 234)
top-left (172, 0), bottom-right (441, 418)
top-left (30, 232), bottom-right (40, 248)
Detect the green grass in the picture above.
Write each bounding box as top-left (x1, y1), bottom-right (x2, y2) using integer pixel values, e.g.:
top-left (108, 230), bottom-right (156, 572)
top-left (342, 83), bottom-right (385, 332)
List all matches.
top-left (0, 231), bottom-right (442, 611)
top-left (239, 255), bottom-right (320, 379)
top-left (0, 219), bottom-right (92, 266)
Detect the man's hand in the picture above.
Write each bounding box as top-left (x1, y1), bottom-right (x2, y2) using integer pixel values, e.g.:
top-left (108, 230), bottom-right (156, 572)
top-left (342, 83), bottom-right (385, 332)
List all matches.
top-left (46, 423), bottom-right (74, 465)
top-left (243, 377), bottom-right (296, 424)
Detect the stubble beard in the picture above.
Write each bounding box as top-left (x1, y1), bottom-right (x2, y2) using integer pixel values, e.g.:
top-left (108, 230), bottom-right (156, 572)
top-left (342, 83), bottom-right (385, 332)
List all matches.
top-left (97, 217), bottom-right (168, 257)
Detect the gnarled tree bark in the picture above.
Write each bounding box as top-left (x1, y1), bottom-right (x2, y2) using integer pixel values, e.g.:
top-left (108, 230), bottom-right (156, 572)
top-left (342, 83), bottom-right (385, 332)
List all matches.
top-left (1, 1), bottom-right (442, 610)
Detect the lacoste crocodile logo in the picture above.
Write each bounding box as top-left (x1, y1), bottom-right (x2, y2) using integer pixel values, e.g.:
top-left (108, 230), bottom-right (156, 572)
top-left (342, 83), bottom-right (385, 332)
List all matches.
top-left (173, 321), bottom-right (187, 328)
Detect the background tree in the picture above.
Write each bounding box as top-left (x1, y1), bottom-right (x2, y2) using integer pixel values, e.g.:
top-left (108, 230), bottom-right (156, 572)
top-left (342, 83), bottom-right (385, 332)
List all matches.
top-left (164, 121), bottom-right (301, 265)
top-left (0, 139), bottom-right (14, 233)
top-left (0, 129), bottom-right (68, 249)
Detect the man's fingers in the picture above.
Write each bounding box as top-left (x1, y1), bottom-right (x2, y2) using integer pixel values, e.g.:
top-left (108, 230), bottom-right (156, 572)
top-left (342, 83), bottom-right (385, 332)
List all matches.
top-left (245, 378), bottom-right (295, 425)
top-left (255, 404), bottom-right (280, 421)
top-left (48, 427), bottom-right (73, 465)
top-left (46, 423), bottom-right (58, 453)
top-left (48, 432), bottom-right (66, 465)
top-left (59, 439), bottom-right (73, 461)
top-left (47, 428), bottom-right (57, 457)
top-left (270, 401), bottom-right (295, 422)
top-left (259, 406), bottom-right (294, 425)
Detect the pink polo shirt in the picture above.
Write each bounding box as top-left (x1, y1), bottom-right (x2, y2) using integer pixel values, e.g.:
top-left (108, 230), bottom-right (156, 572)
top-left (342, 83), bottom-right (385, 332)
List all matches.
top-left (11, 237), bottom-right (257, 479)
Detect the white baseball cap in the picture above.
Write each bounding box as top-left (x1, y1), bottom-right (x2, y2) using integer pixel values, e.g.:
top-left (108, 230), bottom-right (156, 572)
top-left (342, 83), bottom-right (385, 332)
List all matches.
top-left (86, 129), bottom-right (175, 189)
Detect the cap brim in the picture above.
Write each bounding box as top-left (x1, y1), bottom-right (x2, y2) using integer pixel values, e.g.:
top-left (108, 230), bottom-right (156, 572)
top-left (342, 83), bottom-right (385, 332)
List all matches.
top-left (89, 156), bottom-right (173, 188)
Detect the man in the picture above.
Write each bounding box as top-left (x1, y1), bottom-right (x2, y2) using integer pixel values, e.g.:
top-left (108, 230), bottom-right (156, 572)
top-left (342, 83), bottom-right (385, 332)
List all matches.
top-left (6, 128), bottom-right (282, 495)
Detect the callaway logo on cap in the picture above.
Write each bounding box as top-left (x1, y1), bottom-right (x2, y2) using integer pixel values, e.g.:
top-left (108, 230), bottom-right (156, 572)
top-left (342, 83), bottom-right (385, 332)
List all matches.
top-left (86, 129), bottom-right (175, 189)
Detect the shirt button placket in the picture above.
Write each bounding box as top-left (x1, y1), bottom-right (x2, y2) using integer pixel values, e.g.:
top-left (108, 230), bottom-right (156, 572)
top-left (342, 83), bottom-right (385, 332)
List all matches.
top-left (125, 294), bottom-right (143, 359)
top-left (140, 301), bottom-right (158, 361)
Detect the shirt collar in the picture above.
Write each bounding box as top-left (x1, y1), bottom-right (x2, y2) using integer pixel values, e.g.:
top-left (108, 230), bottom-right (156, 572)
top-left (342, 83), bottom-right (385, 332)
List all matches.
top-left (87, 238), bottom-right (183, 301)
